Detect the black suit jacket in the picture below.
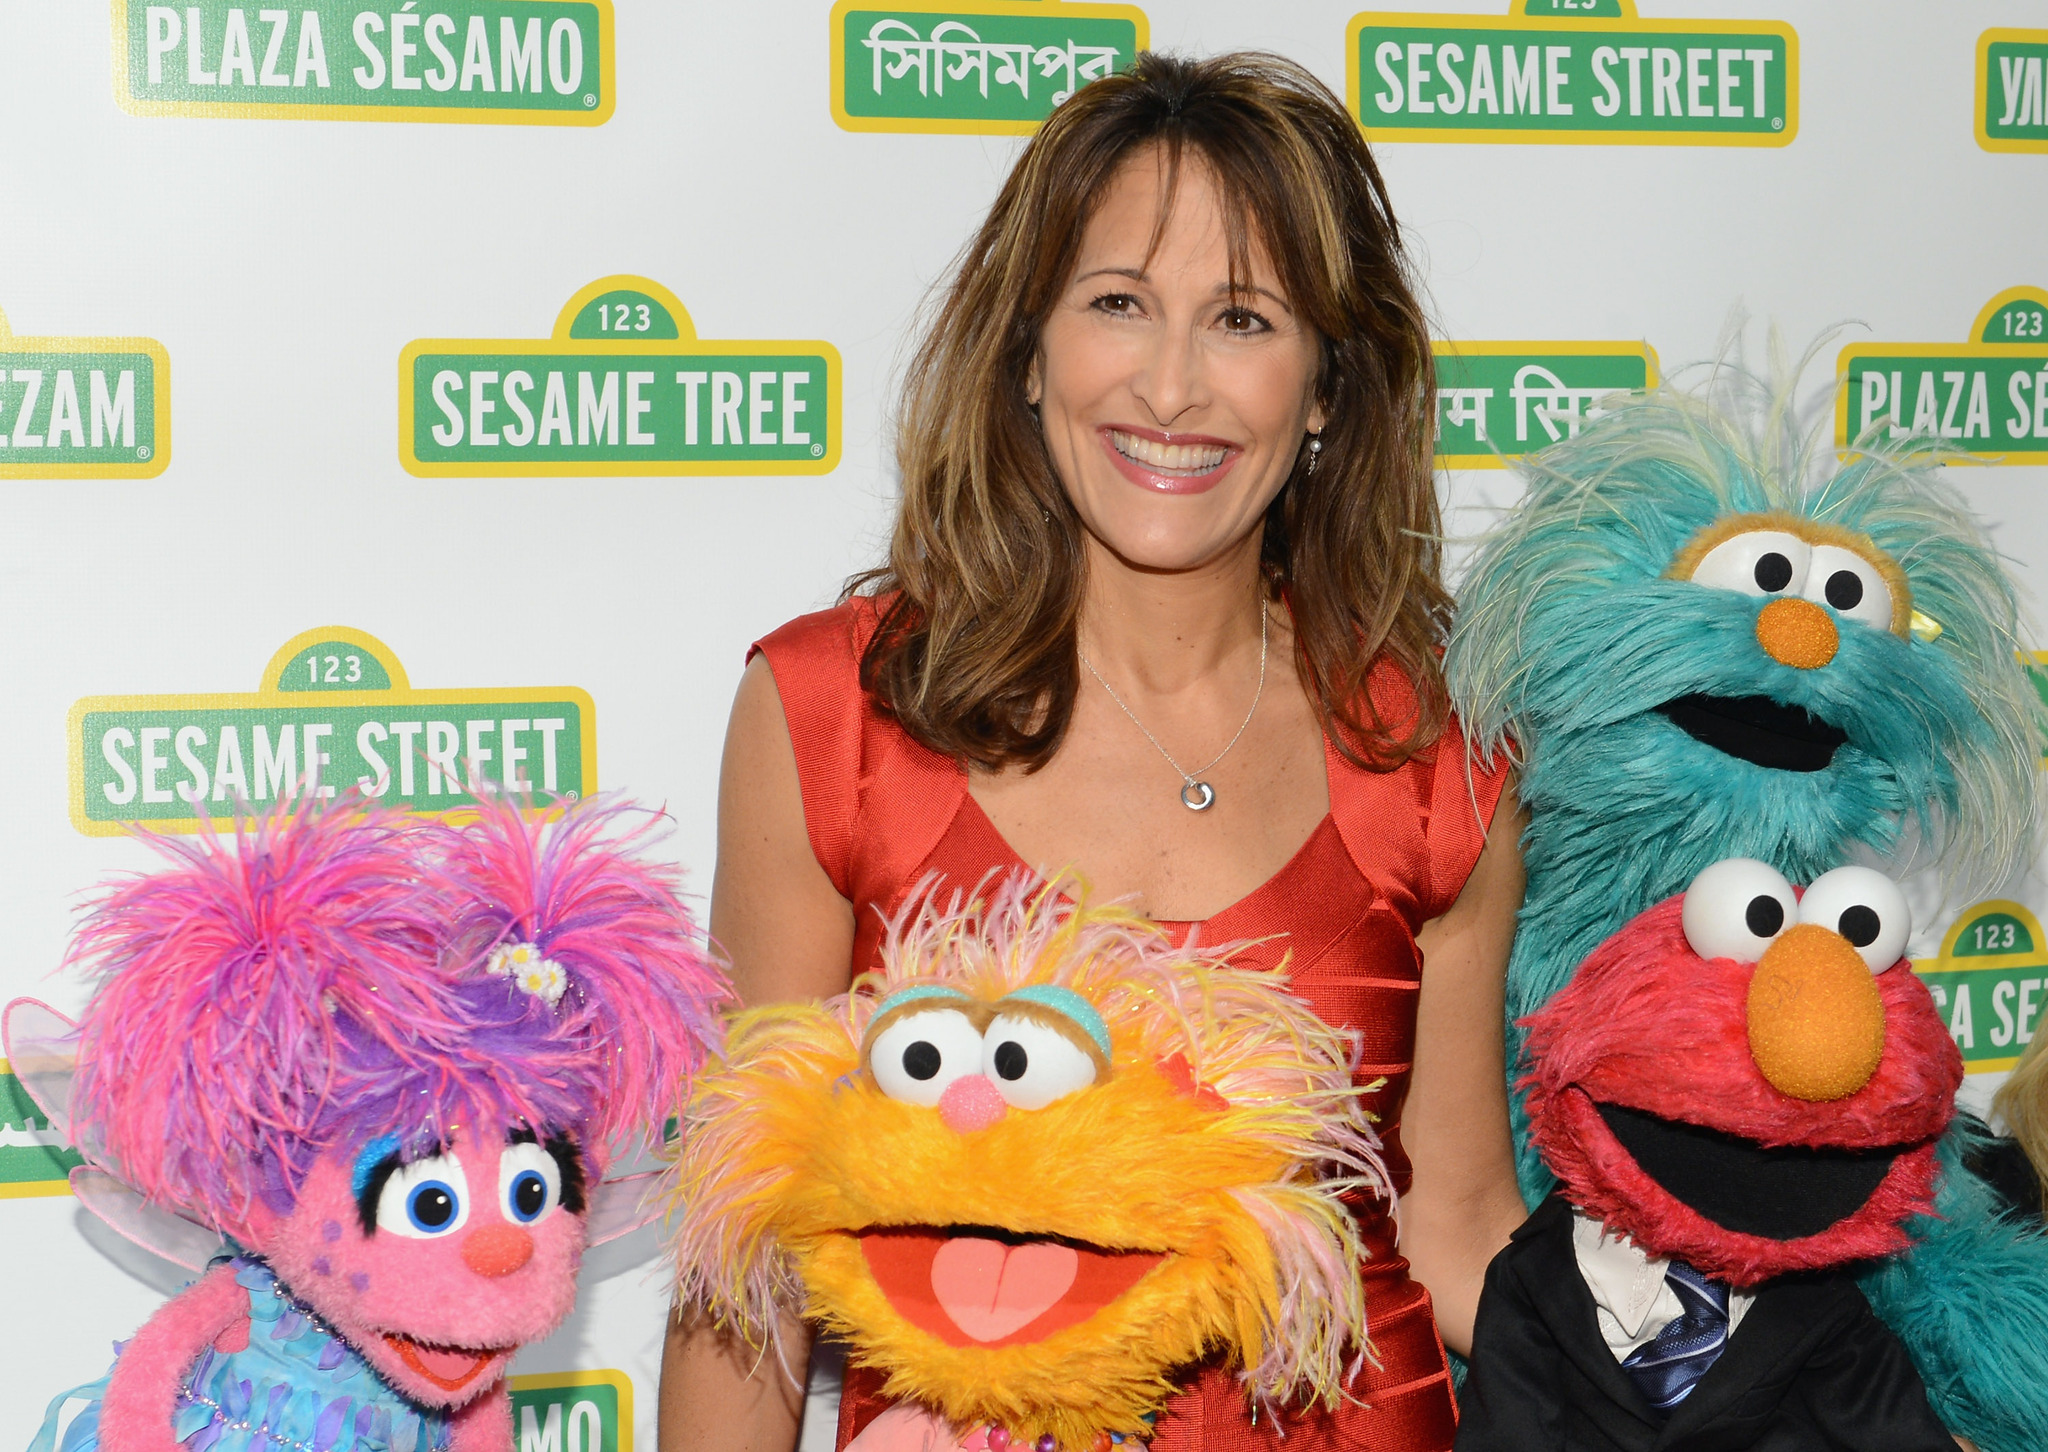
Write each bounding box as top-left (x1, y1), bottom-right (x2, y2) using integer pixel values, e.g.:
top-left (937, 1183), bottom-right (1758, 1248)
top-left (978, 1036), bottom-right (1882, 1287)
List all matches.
top-left (1454, 1194), bottom-right (1955, 1452)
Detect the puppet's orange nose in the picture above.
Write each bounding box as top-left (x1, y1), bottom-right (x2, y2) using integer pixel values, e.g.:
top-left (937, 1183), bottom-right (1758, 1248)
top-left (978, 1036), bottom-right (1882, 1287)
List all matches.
top-left (461, 1224), bottom-right (534, 1277)
top-left (938, 1074), bottom-right (1007, 1133)
top-left (1756, 597), bottom-right (1838, 669)
top-left (1747, 923), bottom-right (1885, 1101)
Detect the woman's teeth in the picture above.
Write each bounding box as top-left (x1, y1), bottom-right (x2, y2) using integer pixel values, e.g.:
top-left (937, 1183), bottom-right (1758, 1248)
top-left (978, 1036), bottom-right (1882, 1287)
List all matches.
top-left (1109, 430), bottom-right (1228, 475)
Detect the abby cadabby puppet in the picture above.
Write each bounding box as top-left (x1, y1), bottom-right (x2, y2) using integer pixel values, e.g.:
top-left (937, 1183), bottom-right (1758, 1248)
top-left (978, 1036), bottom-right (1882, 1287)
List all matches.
top-left (667, 875), bottom-right (1384, 1452)
top-left (7, 794), bottom-right (726, 1452)
top-left (1457, 859), bottom-right (1960, 1449)
top-left (1444, 358), bottom-right (2048, 1448)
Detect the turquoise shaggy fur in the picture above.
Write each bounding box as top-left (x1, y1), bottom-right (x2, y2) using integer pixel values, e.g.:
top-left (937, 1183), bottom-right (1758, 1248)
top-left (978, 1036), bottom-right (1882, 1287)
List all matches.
top-left (1445, 377), bottom-right (2048, 1451)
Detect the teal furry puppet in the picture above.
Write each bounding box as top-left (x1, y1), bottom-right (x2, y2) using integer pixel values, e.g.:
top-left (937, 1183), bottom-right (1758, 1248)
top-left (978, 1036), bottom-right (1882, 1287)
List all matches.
top-left (1444, 361), bottom-right (2048, 1452)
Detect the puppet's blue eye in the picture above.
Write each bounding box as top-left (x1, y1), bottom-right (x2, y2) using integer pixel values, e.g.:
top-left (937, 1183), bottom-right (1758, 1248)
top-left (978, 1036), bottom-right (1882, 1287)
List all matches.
top-left (500, 1142), bottom-right (563, 1224)
top-left (375, 1153), bottom-right (471, 1239)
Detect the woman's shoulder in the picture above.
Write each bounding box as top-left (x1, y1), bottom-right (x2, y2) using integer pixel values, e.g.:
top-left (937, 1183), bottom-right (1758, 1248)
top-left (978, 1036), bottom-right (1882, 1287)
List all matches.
top-left (750, 594), bottom-right (888, 683)
top-left (1325, 652), bottom-right (1511, 921)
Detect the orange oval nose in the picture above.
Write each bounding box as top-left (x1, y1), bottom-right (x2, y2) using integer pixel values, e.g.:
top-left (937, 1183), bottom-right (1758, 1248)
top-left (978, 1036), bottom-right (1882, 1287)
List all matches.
top-left (1746, 922), bottom-right (1885, 1101)
top-left (461, 1223), bottom-right (534, 1277)
top-left (1756, 597), bottom-right (1838, 669)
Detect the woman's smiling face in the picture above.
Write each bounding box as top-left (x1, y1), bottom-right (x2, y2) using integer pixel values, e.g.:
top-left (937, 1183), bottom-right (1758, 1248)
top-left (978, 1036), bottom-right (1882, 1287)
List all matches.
top-left (1031, 146), bottom-right (1325, 573)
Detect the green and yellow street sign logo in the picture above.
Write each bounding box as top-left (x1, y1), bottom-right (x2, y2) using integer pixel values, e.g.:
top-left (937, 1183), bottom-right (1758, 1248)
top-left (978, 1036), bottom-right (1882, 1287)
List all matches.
top-left (0, 1060), bottom-right (80, 1200)
top-left (1349, 0), bottom-right (1795, 146)
top-left (401, 277), bottom-right (840, 477)
top-left (69, 626), bottom-right (595, 837)
top-left (114, 0), bottom-right (613, 125)
top-left (1916, 900), bottom-right (2048, 1075)
top-left (831, 0), bottom-right (1146, 135)
top-left (1432, 340), bottom-right (1657, 467)
top-left (1835, 288), bottom-right (2048, 466)
top-left (1979, 28), bottom-right (2048, 153)
top-left (511, 1371), bottom-right (631, 1452)
top-left (0, 304), bottom-right (168, 479)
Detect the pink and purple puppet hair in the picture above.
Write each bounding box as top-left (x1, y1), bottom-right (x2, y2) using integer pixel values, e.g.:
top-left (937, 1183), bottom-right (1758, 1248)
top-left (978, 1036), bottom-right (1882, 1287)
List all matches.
top-left (9, 791), bottom-right (727, 1452)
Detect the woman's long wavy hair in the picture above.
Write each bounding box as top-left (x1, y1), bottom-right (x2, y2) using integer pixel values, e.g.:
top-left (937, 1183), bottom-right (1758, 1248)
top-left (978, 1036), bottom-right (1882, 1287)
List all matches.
top-left (849, 50), bottom-right (1447, 771)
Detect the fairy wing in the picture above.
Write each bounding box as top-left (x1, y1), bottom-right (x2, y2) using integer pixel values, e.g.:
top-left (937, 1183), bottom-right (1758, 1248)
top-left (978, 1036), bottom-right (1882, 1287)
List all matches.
top-left (71, 1167), bottom-right (226, 1272)
top-left (7, 998), bottom-right (227, 1271)
top-left (3, 998), bottom-right (79, 1139)
top-left (586, 1170), bottom-right (662, 1246)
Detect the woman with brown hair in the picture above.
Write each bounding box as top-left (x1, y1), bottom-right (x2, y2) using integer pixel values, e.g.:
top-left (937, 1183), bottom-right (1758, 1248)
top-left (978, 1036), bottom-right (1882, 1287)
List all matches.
top-left (661, 50), bottom-right (1527, 1452)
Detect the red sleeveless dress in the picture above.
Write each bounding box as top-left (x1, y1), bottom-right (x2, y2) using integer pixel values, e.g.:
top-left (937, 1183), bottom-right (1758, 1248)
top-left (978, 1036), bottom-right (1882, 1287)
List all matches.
top-left (754, 599), bottom-right (1508, 1452)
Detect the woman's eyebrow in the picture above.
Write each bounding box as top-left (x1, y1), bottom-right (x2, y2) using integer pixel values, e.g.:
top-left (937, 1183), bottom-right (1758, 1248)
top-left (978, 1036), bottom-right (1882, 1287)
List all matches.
top-left (1069, 266), bottom-right (1293, 311)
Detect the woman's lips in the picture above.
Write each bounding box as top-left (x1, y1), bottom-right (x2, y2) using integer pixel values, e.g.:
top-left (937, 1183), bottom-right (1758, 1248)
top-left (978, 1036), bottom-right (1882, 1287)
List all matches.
top-left (1099, 426), bottom-right (1239, 495)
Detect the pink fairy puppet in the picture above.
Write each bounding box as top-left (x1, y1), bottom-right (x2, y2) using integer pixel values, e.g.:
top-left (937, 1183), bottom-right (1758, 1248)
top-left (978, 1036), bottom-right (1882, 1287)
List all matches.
top-left (7, 794), bottom-right (726, 1452)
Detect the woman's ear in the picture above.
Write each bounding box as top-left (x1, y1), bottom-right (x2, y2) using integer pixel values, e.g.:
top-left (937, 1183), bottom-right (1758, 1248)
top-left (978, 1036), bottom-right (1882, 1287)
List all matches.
top-left (1307, 397), bottom-right (1327, 437)
top-left (1026, 353), bottom-right (1043, 408)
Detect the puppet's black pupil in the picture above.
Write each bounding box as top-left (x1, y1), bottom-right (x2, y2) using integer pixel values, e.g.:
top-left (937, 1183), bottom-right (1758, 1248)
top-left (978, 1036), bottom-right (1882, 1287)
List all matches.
top-left (412, 1187), bottom-right (455, 1228)
top-left (1838, 905), bottom-right (1881, 948)
top-left (993, 1041), bottom-right (1028, 1080)
top-left (903, 1042), bottom-right (942, 1080)
top-left (1825, 571), bottom-right (1863, 610)
top-left (514, 1174), bottom-right (547, 1217)
top-left (1753, 553), bottom-right (1794, 592)
top-left (1745, 895), bottom-right (1786, 937)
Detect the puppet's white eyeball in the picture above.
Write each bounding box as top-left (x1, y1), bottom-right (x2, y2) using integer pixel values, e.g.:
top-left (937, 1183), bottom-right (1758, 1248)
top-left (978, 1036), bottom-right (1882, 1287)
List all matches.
top-left (1802, 546), bottom-right (1895, 633)
top-left (868, 1008), bottom-right (985, 1107)
top-left (500, 1142), bottom-right (563, 1225)
top-left (982, 1014), bottom-right (1099, 1110)
top-left (376, 1154), bottom-right (471, 1239)
top-left (1687, 530), bottom-right (1812, 598)
top-left (1797, 866), bottom-right (1911, 972)
top-left (1682, 858), bottom-right (1798, 964)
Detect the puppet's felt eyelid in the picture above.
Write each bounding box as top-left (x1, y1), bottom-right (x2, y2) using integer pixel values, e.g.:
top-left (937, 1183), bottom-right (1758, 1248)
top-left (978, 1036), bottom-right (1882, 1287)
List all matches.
top-left (993, 985), bottom-right (1112, 1061)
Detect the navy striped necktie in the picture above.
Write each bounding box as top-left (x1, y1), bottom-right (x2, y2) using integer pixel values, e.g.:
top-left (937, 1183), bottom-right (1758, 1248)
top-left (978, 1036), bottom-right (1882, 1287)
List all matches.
top-left (1620, 1260), bottom-right (1731, 1416)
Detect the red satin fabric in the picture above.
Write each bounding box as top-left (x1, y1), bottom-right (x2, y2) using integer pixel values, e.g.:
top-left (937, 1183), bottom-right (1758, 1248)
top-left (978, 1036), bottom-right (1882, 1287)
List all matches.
top-left (753, 599), bottom-right (1508, 1452)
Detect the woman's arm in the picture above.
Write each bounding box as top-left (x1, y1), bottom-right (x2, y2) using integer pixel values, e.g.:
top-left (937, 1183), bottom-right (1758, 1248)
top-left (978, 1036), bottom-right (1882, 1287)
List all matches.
top-left (659, 653), bottom-right (858, 1452)
top-left (1399, 781), bottom-right (1529, 1358)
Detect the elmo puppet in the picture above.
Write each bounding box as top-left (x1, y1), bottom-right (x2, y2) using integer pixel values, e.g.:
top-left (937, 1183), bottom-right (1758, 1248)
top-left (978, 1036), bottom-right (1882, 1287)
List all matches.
top-left (1456, 858), bottom-right (1961, 1450)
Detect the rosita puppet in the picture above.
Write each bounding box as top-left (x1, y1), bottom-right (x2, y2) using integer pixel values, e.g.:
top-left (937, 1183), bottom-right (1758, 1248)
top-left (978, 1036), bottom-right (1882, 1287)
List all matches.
top-left (666, 875), bottom-right (1384, 1452)
top-left (8, 794), bottom-right (726, 1452)
top-left (1444, 362), bottom-right (2048, 1449)
top-left (1456, 858), bottom-right (1961, 1449)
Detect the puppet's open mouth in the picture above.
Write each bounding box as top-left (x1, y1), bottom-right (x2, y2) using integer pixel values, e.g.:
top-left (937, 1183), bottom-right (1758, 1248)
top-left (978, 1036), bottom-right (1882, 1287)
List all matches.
top-left (1595, 1102), bottom-right (1903, 1239)
top-left (381, 1333), bottom-right (506, 1392)
top-left (859, 1226), bottom-right (1164, 1348)
top-left (1655, 693), bottom-right (1848, 773)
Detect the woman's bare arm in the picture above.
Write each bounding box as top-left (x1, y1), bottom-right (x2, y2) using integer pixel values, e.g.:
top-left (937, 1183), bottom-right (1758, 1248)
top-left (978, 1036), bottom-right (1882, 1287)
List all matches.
top-left (659, 654), bottom-right (858, 1452)
top-left (1400, 782), bottom-right (1529, 1358)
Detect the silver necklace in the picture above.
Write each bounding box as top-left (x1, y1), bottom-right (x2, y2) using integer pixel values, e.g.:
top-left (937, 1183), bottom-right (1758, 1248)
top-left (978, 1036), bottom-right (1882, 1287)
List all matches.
top-left (1078, 602), bottom-right (1269, 812)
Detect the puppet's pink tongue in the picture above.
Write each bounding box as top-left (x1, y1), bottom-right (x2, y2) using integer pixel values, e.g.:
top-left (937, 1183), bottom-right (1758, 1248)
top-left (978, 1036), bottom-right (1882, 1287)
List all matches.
top-left (384, 1335), bottom-right (495, 1390)
top-left (929, 1238), bottom-right (1079, 1343)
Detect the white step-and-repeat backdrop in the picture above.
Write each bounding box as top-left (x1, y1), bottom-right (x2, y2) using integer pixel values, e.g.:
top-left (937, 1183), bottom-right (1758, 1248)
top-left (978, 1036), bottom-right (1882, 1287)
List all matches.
top-left (2, 3), bottom-right (2044, 1450)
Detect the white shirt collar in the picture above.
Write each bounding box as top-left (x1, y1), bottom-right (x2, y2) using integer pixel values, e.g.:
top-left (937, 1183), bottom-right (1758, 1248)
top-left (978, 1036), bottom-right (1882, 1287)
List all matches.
top-left (1570, 1210), bottom-right (1670, 1340)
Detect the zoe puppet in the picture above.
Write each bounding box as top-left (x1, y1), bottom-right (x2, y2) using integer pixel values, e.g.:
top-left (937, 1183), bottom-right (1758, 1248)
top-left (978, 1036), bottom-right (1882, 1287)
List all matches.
top-left (9, 794), bottom-right (726, 1452)
top-left (1443, 364), bottom-right (2048, 1449)
top-left (1457, 858), bottom-right (1961, 1451)
top-left (667, 874), bottom-right (1384, 1452)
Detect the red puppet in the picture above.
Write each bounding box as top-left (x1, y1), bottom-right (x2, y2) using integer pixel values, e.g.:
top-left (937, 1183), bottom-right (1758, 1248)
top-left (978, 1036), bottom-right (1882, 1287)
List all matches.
top-left (1456, 858), bottom-right (1962, 1451)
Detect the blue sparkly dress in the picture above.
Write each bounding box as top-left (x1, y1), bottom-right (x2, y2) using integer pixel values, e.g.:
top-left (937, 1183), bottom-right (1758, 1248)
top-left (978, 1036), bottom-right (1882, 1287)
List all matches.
top-left (28, 1258), bottom-right (451, 1452)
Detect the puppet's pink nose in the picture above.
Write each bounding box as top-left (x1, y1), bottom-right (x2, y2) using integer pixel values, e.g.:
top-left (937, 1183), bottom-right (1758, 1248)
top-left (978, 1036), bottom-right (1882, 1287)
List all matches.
top-left (938, 1074), bottom-right (1007, 1133)
top-left (462, 1224), bottom-right (534, 1277)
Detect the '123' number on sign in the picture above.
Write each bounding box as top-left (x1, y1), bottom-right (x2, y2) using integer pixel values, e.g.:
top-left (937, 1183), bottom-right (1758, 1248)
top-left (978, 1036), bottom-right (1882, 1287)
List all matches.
top-left (1973, 920), bottom-right (2022, 952)
top-left (1997, 308), bottom-right (2046, 339)
top-left (306, 654), bottom-right (363, 685)
top-left (596, 304), bottom-right (653, 333)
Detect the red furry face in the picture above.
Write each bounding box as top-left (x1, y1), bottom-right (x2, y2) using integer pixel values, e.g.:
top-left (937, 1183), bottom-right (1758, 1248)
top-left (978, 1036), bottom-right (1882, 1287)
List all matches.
top-left (1522, 883), bottom-right (1961, 1287)
top-left (245, 1123), bottom-right (589, 1407)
